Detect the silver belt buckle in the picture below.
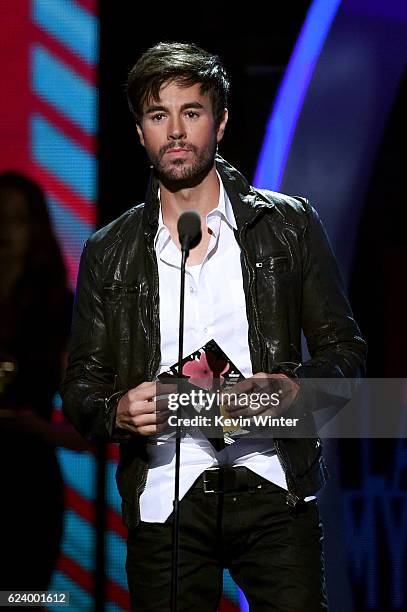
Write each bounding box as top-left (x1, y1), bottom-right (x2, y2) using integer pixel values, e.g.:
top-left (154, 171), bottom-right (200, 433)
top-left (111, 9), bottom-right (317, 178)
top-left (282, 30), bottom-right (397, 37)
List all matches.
top-left (286, 491), bottom-right (301, 507)
top-left (203, 467), bottom-right (220, 494)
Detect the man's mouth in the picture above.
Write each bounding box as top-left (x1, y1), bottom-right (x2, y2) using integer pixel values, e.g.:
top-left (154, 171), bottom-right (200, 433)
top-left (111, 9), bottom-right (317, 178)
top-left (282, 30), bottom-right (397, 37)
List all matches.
top-left (166, 148), bottom-right (190, 154)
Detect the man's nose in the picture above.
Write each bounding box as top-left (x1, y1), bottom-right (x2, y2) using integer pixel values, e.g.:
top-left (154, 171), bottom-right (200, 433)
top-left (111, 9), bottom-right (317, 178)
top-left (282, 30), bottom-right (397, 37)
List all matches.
top-left (168, 117), bottom-right (186, 140)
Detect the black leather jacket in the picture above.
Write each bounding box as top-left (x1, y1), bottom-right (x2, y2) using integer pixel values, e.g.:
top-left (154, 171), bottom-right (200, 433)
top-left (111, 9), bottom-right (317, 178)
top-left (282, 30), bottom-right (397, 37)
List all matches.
top-left (62, 155), bottom-right (366, 528)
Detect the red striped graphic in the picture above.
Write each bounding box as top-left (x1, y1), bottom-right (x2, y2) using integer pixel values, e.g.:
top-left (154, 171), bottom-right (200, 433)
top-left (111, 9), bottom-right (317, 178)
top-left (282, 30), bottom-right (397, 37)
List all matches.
top-left (30, 163), bottom-right (96, 225)
top-left (219, 598), bottom-right (241, 612)
top-left (64, 250), bottom-right (81, 289)
top-left (65, 484), bottom-right (127, 541)
top-left (107, 443), bottom-right (120, 462)
top-left (32, 94), bottom-right (96, 154)
top-left (32, 24), bottom-right (97, 83)
top-left (57, 553), bottom-right (94, 593)
top-left (58, 552), bottom-right (131, 608)
top-left (65, 485), bottom-right (95, 524)
top-left (106, 506), bottom-right (128, 540)
top-left (105, 582), bottom-right (131, 610)
top-left (75, 0), bottom-right (97, 15)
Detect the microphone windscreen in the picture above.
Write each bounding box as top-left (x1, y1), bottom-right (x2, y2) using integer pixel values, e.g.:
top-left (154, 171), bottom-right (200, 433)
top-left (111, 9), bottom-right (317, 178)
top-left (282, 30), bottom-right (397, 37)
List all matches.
top-left (177, 210), bottom-right (202, 245)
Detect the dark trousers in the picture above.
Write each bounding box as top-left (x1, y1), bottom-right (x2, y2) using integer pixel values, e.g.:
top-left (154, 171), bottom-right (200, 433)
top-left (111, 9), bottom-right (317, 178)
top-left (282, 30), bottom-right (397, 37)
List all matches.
top-left (126, 474), bottom-right (328, 611)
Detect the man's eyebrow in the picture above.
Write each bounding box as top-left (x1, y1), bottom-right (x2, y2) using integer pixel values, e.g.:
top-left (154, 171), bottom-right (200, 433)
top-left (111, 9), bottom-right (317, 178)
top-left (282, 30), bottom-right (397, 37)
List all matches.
top-left (144, 101), bottom-right (205, 114)
top-left (180, 102), bottom-right (205, 111)
top-left (144, 104), bottom-right (166, 114)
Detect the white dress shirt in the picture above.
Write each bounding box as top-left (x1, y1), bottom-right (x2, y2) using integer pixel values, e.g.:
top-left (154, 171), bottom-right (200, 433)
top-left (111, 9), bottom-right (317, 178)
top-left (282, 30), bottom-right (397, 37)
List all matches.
top-left (139, 174), bottom-right (306, 523)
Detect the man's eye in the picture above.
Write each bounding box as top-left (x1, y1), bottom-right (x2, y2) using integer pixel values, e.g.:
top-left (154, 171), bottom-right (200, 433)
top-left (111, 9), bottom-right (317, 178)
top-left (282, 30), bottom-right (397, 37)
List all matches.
top-left (186, 111), bottom-right (199, 119)
top-left (152, 114), bottom-right (164, 122)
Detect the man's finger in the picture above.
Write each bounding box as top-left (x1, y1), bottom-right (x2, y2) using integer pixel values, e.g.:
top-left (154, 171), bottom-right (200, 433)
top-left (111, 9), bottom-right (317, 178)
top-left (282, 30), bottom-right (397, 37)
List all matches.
top-left (222, 378), bottom-right (255, 400)
top-left (128, 399), bottom-right (157, 416)
top-left (131, 411), bottom-right (162, 428)
top-left (128, 381), bottom-right (157, 402)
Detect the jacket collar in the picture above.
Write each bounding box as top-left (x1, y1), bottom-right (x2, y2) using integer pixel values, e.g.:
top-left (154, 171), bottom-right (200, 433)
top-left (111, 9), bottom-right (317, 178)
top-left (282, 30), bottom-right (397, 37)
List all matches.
top-left (142, 154), bottom-right (274, 240)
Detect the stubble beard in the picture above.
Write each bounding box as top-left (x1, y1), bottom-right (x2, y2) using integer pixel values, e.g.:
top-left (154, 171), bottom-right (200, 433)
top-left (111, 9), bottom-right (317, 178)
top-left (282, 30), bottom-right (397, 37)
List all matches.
top-left (148, 138), bottom-right (218, 191)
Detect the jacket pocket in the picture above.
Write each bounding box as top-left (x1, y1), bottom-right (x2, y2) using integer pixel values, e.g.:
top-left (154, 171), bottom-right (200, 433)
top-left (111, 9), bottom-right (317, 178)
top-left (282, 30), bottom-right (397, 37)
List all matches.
top-left (103, 283), bottom-right (143, 342)
top-left (255, 254), bottom-right (290, 274)
top-left (103, 282), bottom-right (141, 299)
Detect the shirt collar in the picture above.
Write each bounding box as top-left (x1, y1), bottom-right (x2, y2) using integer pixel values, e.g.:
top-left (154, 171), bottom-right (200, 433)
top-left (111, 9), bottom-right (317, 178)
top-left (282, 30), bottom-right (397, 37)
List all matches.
top-left (208, 171), bottom-right (237, 230)
top-left (154, 171), bottom-right (237, 254)
top-left (154, 205), bottom-right (169, 255)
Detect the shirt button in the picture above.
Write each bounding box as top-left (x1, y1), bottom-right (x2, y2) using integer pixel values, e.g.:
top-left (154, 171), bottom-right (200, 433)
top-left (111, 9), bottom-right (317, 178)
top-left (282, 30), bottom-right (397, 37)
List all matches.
top-left (190, 286), bottom-right (195, 293)
top-left (203, 327), bottom-right (208, 334)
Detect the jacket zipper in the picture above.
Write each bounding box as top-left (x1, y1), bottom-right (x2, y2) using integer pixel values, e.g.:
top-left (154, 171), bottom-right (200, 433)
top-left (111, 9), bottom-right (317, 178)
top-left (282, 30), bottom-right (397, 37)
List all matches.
top-left (273, 439), bottom-right (301, 506)
top-left (235, 222), bottom-right (266, 369)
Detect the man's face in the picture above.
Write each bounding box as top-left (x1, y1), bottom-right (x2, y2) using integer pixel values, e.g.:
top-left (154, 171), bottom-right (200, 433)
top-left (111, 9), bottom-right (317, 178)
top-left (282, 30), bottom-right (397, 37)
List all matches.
top-left (136, 81), bottom-right (228, 186)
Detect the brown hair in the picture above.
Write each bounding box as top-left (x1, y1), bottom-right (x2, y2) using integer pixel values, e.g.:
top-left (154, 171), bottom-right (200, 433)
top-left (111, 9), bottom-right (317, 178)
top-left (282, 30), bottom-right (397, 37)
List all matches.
top-left (127, 41), bottom-right (230, 127)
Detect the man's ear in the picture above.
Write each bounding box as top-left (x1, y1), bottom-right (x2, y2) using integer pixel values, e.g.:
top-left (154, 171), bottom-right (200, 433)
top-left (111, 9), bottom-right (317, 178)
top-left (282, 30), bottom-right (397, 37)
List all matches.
top-left (216, 108), bottom-right (228, 143)
top-left (136, 123), bottom-right (145, 147)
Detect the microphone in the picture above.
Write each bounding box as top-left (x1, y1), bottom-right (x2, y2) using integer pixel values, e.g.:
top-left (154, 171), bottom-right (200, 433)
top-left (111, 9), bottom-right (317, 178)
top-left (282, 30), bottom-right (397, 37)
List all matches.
top-left (177, 210), bottom-right (202, 254)
top-left (171, 209), bottom-right (202, 611)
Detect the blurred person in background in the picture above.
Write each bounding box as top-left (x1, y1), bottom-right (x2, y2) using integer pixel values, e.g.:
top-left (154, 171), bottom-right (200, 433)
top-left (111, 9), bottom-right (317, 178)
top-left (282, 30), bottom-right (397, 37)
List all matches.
top-left (0, 171), bottom-right (90, 591)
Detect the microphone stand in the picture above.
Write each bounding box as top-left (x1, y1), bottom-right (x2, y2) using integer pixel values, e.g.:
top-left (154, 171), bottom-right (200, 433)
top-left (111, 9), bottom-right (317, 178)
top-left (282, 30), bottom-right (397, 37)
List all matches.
top-left (171, 241), bottom-right (188, 612)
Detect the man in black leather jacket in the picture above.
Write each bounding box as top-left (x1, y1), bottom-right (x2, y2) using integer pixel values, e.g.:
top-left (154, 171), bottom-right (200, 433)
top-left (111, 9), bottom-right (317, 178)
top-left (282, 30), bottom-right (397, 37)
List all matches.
top-left (62, 42), bottom-right (366, 611)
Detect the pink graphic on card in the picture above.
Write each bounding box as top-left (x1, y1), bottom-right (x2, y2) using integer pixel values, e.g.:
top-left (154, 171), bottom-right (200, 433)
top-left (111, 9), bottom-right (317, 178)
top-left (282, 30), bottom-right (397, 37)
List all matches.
top-left (182, 350), bottom-right (230, 390)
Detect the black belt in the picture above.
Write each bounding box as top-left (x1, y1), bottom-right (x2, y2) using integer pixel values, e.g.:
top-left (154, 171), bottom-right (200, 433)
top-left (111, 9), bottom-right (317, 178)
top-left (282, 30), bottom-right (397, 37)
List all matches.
top-left (192, 466), bottom-right (267, 494)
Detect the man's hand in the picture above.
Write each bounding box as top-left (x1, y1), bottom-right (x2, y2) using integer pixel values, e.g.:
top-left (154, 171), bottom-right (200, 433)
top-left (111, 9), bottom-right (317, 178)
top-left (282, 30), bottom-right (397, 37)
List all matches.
top-left (222, 372), bottom-right (300, 419)
top-left (115, 381), bottom-right (176, 436)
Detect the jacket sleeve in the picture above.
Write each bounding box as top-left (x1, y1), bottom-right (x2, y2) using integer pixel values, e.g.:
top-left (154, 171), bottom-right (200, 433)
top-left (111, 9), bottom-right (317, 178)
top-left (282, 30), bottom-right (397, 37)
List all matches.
top-left (276, 200), bottom-right (368, 417)
top-left (295, 199), bottom-right (367, 379)
top-left (61, 240), bottom-right (131, 442)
